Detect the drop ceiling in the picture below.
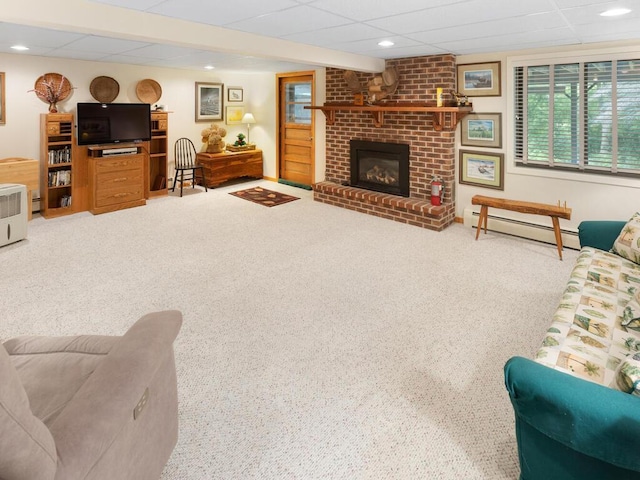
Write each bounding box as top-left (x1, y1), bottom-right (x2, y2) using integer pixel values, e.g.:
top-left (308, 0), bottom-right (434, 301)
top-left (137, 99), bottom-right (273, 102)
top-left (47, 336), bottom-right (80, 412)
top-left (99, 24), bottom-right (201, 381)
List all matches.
top-left (1, 0), bottom-right (640, 72)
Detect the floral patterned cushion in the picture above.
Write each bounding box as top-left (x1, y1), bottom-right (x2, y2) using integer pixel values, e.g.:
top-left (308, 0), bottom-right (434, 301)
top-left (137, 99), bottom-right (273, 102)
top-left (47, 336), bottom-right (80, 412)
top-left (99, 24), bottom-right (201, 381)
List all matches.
top-left (613, 352), bottom-right (640, 395)
top-left (612, 212), bottom-right (640, 265)
top-left (536, 247), bottom-right (640, 388)
top-left (623, 292), bottom-right (640, 330)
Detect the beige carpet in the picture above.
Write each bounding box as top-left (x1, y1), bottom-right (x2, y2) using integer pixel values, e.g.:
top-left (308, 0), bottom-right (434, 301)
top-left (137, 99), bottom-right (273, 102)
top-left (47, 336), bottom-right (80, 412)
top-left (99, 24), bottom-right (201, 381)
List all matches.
top-left (0, 180), bottom-right (578, 479)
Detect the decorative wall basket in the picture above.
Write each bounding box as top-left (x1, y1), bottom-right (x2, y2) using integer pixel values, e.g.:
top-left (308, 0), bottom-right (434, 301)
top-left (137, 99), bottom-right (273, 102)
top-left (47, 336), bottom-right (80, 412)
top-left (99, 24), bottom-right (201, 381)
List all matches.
top-left (136, 79), bottom-right (162, 104)
top-left (367, 67), bottom-right (399, 104)
top-left (90, 76), bottom-right (119, 103)
top-left (31, 73), bottom-right (73, 112)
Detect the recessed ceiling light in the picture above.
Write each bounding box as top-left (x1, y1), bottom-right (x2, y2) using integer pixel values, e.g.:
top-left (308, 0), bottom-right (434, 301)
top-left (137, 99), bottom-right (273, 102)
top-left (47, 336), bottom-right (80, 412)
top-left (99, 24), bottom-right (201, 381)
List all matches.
top-left (378, 40), bottom-right (394, 47)
top-left (204, 65), bottom-right (215, 70)
top-left (10, 45), bottom-right (29, 51)
top-left (600, 7), bottom-right (631, 16)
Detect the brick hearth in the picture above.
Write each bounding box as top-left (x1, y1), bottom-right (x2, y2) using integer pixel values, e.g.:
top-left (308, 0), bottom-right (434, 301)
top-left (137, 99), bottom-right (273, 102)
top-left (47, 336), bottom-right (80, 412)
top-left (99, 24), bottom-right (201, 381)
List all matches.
top-left (314, 181), bottom-right (447, 229)
top-left (314, 55), bottom-right (457, 231)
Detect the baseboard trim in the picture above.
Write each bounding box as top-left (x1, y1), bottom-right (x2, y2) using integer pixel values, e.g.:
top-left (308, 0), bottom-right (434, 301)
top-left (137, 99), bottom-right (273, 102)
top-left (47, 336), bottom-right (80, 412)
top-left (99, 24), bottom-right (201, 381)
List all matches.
top-left (463, 208), bottom-right (580, 250)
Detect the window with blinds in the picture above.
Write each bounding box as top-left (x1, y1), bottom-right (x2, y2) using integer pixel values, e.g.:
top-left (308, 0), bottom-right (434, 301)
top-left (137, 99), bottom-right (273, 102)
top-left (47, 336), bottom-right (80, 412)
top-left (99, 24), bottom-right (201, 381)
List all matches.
top-left (514, 59), bottom-right (640, 175)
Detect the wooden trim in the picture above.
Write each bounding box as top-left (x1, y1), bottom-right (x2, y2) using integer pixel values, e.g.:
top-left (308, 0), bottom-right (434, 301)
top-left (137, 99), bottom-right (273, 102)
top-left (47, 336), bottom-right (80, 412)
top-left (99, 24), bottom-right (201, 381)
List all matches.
top-left (454, 216), bottom-right (464, 224)
top-left (305, 103), bottom-right (472, 130)
top-left (276, 71), bottom-right (315, 185)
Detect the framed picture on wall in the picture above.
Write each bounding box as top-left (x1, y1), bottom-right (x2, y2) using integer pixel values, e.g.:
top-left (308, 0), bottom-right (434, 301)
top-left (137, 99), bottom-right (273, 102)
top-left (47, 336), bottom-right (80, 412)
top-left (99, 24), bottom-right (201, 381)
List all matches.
top-left (226, 106), bottom-right (245, 125)
top-left (195, 82), bottom-right (223, 122)
top-left (227, 87), bottom-right (243, 102)
top-left (457, 61), bottom-right (501, 97)
top-left (461, 113), bottom-right (502, 148)
top-left (459, 150), bottom-right (504, 190)
top-left (0, 72), bottom-right (5, 124)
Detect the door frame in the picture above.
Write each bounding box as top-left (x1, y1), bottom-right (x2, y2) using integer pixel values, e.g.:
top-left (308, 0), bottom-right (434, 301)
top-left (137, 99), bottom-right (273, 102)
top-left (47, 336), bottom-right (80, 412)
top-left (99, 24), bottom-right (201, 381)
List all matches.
top-left (276, 70), bottom-right (316, 185)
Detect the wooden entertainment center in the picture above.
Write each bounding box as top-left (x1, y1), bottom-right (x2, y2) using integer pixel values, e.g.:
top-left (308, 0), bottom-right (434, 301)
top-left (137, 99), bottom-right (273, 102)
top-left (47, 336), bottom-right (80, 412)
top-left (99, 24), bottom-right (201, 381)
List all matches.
top-left (39, 111), bottom-right (169, 217)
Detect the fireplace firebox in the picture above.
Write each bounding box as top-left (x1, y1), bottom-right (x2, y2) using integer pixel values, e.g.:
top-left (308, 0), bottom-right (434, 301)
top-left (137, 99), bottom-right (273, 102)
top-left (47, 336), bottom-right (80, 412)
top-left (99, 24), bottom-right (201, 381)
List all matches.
top-left (350, 140), bottom-right (410, 197)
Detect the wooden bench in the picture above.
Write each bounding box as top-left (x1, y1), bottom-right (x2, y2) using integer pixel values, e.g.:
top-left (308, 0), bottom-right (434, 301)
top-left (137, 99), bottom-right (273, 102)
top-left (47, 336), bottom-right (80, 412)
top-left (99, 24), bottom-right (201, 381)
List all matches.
top-left (471, 195), bottom-right (572, 260)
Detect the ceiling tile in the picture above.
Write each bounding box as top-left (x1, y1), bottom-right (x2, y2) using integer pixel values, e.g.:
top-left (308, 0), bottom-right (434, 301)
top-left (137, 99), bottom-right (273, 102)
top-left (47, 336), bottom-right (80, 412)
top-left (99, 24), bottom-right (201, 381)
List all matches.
top-left (145, 0), bottom-right (300, 26)
top-left (552, 0), bottom-right (624, 7)
top-left (89, 0), bottom-right (165, 9)
top-left (330, 36), bottom-right (424, 56)
top-left (223, 5), bottom-right (352, 37)
top-left (306, 0), bottom-right (469, 22)
top-left (366, 0), bottom-right (557, 34)
top-left (560, 3), bottom-right (640, 24)
top-left (282, 23), bottom-right (393, 47)
top-left (0, 23), bottom-right (84, 49)
top-left (407, 12), bottom-right (568, 45)
top-left (436, 27), bottom-right (579, 54)
top-left (61, 35), bottom-right (152, 54)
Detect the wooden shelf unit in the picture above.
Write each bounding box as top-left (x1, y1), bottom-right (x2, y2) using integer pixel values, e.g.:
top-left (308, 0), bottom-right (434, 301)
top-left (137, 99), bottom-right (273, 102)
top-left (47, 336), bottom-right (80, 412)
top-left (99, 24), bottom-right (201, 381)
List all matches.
top-left (40, 113), bottom-right (76, 218)
top-left (305, 102), bottom-right (473, 130)
top-left (148, 111), bottom-right (169, 197)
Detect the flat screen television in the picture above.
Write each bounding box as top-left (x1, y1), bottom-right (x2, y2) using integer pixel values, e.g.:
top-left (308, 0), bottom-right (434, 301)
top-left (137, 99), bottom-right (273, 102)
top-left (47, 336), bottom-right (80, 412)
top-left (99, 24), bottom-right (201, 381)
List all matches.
top-left (76, 102), bottom-right (151, 145)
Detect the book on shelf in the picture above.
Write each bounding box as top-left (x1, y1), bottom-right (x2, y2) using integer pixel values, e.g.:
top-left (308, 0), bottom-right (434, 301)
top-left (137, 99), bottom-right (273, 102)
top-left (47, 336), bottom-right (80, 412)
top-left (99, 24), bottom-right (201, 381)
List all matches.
top-left (59, 195), bottom-right (72, 208)
top-left (48, 169), bottom-right (72, 187)
top-left (48, 146), bottom-right (71, 165)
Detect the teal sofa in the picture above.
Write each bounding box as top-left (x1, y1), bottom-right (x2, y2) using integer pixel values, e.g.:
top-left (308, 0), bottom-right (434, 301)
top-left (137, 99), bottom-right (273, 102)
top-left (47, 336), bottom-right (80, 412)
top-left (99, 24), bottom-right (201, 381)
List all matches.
top-left (505, 220), bottom-right (640, 480)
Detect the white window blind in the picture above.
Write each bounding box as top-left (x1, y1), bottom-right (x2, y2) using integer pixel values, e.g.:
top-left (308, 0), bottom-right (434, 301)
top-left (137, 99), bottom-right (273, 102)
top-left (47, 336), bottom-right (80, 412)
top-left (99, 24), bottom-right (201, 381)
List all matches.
top-left (514, 58), bottom-right (640, 176)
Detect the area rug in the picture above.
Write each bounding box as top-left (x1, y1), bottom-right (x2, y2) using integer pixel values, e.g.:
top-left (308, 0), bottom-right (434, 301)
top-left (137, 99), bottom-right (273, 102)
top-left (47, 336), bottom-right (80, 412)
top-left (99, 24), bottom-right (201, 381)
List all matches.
top-left (229, 186), bottom-right (299, 207)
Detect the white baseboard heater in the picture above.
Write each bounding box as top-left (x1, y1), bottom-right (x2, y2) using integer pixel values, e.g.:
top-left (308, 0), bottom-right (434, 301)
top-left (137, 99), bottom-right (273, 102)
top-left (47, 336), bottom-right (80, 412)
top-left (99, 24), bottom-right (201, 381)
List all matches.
top-left (0, 184), bottom-right (28, 247)
top-left (463, 207), bottom-right (580, 250)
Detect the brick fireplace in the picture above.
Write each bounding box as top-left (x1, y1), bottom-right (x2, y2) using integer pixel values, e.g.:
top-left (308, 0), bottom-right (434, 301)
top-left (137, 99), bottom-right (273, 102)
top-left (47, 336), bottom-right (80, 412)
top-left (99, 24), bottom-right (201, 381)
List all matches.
top-left (313, 55), bottom-right (457, 231)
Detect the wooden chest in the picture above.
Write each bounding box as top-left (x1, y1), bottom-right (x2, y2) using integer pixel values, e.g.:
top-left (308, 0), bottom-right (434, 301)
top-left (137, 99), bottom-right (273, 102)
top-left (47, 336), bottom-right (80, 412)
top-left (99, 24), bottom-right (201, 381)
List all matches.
top-left (196, 149), bottom-right (263, 187)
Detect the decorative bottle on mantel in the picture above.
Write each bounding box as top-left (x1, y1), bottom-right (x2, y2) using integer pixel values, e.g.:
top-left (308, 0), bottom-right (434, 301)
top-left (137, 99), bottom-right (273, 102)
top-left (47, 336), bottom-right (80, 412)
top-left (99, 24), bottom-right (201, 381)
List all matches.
top-left (436, 87), bottom-right (443, 107)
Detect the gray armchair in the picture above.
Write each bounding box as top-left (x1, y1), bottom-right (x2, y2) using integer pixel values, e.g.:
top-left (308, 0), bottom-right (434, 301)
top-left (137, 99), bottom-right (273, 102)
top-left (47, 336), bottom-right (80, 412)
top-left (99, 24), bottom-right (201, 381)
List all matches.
top-left (0, 310), bottom-right (182, 480)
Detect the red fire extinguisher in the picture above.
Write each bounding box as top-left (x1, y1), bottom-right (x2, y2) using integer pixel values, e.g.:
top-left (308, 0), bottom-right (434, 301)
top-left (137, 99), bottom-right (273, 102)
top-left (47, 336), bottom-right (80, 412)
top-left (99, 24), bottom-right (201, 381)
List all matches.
top-left (431, 176), bottom-right (444, 206)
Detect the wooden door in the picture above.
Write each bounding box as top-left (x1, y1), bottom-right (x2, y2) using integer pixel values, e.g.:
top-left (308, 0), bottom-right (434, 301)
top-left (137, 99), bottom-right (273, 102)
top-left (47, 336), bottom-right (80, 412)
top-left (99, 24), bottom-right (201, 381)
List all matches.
top-left (277, 73), bottom-right (314, 186)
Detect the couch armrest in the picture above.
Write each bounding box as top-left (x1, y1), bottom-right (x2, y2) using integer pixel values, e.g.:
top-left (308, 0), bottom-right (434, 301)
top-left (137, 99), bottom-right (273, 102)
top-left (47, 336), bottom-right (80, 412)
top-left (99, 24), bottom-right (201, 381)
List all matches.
top-left (48, 310), bottom-right (182, 479)
top-left (505, 356), bottom-right (640, 473)
top-left (578, 220), bottom-right (625, 250)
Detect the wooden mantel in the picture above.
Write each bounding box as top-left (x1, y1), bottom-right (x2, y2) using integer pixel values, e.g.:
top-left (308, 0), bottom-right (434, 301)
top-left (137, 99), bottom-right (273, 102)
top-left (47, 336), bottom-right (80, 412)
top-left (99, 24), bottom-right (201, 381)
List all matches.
top-left (305, 102), bottom-right (473, 130)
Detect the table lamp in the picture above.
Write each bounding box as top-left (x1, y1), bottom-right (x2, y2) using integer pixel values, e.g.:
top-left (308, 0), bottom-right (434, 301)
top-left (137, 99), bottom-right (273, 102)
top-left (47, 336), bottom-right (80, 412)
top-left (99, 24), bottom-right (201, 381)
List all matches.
top-left (241, 112), bottom-right (256, 143)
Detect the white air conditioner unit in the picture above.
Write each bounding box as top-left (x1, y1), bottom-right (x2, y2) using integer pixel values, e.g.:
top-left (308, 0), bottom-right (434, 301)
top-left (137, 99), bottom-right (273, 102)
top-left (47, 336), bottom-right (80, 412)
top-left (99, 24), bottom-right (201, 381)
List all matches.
top-left (0, 184), bottom-right (28, 247)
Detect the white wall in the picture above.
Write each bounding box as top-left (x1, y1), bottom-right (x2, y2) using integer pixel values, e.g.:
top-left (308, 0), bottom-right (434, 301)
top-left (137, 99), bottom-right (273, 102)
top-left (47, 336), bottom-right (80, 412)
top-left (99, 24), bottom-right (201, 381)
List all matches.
top-left (456, 41), bottom-right (640, 228)
top-left (0, 52), bottom-right (329, 191)
top-left (0, 52), bottom-right (283, 191)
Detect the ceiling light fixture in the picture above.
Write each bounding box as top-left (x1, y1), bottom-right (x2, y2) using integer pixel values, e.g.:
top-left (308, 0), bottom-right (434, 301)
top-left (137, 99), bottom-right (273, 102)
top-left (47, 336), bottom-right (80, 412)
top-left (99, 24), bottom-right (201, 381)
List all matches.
top-left (600, 7), bottom-right (631, 16)
top-left (204, 65), bottom-right (215, 70)
top-left (10, 45), bottom-right (29, 51)
top-left (378, 40), bottom-right (394, 47)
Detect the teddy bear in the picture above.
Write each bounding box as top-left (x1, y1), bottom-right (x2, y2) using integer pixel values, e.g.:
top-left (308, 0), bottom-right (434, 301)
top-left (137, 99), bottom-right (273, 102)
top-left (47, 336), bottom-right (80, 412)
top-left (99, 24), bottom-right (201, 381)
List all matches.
top-left (200, 123), bottom-right (227, 153)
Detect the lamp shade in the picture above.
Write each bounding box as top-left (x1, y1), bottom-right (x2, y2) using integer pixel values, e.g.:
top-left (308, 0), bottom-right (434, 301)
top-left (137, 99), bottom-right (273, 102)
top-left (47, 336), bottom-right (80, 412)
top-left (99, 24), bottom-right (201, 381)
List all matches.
top-left (241, 112), bottom-right (256, 124)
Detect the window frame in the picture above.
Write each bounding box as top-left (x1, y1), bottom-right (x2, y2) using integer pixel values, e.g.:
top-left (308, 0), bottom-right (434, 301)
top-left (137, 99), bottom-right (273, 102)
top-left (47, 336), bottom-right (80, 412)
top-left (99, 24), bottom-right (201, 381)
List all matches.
top-left (506, 46), bottom-right (640, 188)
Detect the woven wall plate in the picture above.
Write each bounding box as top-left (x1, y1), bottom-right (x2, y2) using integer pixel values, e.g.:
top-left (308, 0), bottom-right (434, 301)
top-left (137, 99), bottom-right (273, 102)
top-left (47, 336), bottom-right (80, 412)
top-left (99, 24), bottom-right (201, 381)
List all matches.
top-left (136, 79), bottom-right (162, 104)
top-left (33, 73), bottom-right (73, 102)
top-left (90, 76), bottom-right (119, 103)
